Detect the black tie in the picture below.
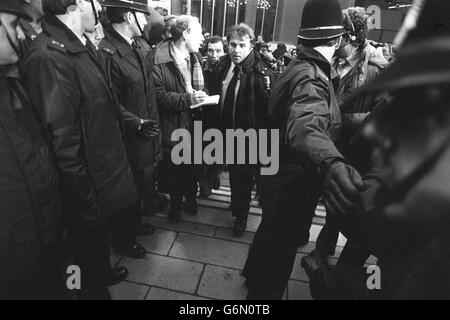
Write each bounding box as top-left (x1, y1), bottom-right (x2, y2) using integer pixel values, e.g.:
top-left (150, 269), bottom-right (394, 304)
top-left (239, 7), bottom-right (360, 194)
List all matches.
top-left (221, 66), bottom-right (241, 130)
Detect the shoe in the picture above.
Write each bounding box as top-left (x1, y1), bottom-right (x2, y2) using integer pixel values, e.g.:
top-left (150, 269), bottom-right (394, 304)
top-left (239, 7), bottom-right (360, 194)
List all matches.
top-left (233, 220), bottom-right (247, 238)
top-left (199, 179), bottom-right (212, 198)
top-left (137, 223), bottom-right (156, 236)
top-left (107, 266), bottom-right (129, 286)
top-left (122, 242), bottom-right (146, 259)
top-left (185, 197), bottom-right (198, 215)
top-left (168, 208), bottom-right (181, 224)
top-left (212, 175), bottom-right (221, 190)
top-left (143, 196), bottom-right (170, 216)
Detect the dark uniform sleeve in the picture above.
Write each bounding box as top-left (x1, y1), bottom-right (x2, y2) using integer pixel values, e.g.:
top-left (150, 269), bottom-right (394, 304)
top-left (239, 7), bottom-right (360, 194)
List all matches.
top-left (152, 64), bottom-right (192, 113)
top-left (286, 77), bottom-right (344, 167)
top-left (24, 52), bottom-right (103, 225)
top-left (109, 58), bottom-right (142, 134)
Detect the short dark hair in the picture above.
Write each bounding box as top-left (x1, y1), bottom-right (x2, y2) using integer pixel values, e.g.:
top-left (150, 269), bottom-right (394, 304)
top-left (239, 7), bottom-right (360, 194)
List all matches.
top-left (106, 7), bottom-right (129, 25)
top-left (43, 0), bottom-right (76, 16)
top-left (298, 36), bottom-right (341, 48)
top-left (204, 35), bottom-right (227, 52)
top-left (171, 15), bottom-right (199, 42)
top-left (226, 23), bottom-right (255, 43)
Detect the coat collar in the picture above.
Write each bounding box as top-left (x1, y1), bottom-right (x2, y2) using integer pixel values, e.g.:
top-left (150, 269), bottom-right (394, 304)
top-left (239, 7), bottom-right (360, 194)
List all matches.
top-left (218, 50), bottom-right (267, 76)
top-left (42, 16), bottom-right (88, 54)
top-left (154, 40), bottom-right (176, 65)
top-left (297, 46), bottom-right (338, 80)
top-left (104, 27), bottom-right (134, 57)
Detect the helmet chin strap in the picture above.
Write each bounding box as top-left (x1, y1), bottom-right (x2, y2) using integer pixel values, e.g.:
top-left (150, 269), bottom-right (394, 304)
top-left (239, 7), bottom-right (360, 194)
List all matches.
top-left (132, 11), bottom-right (143, 35)
top-left (90, 0), bottom-right (99, 26)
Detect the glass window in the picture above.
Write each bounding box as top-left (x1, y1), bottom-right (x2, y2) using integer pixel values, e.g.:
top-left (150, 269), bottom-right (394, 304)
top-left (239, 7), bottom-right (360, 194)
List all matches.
top-left (202, 0), bottom-right (214, 35)
top-left (255, 0), bottom-right (278, 42)
top-left (191, 0), bottom-right (202, 19)
top-left (213, 0), bottom-right (225, 36)
top-left (237, 1), bottom-right (247, 23)
top-left (262, 0), bottom-right (277, 42)
top-left (225, 1), bottom-right (238, 34)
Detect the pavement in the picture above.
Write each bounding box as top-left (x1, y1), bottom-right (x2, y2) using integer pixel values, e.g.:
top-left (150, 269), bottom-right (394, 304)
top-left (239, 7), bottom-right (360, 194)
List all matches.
top-left (109, 175), bottom-right (377, 300)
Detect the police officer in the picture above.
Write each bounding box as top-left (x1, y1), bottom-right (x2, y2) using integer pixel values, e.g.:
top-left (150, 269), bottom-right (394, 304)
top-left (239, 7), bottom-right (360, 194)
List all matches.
top-left (99, 1), bottom-right (167, 241)
top-left (214, 23), bottom-right (274, 237)
top-left (243, 0), bottom-right (363, 299)
top-left (304, 0), bottom-right (450, 299)
top-left (23, 0), bottom-right (137, 299)
top-left (0, 0), bottom-right (63, 299)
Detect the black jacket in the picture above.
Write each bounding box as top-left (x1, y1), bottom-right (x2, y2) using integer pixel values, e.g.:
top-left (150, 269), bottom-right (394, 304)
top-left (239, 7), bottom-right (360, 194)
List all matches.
top-left (214, 51), bottom-right (274, 131)
top-left (0, 67), bottom-right (63, 299)
top-left (270, 46), bottom-right (344, 171)
top-left (99, 27), bottom-right (161, 174)
top-left (23, 17), bottom-right (139, 224)
top-left (17, 18), bottom-right (41, 76)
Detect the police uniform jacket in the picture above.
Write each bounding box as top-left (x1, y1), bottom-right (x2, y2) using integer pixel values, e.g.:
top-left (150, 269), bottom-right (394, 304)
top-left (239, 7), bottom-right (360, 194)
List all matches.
top-left (23, 16), bottom-right (139, 225)
top-left (270, 46), bottom-right (344, 172)
top-left (0, 67), bottom-right (63, 298)
top-left (99, 27), bottom-right (161, 174)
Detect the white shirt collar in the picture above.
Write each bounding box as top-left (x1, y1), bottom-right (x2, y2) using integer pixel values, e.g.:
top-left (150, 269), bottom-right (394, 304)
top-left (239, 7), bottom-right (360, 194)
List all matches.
top-left (77, 33), bottom-right (87, 46)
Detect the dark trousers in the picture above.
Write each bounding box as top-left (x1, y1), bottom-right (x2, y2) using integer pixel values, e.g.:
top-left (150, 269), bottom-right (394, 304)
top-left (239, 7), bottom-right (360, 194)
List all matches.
top-left (110, 202), bottom-right (140, 248)
top-left (229, 164), bottom-right (254, 223)
top-left (134, 168), bottom-right (158, 212)
top-left (69, 218), bottom-right (112, 300)
top-left (243, 162), bottom-right (321, 300)
top-left (316, 206), bottom-right (371, 267)
top-left (167, 160), bottom-right (198, 208)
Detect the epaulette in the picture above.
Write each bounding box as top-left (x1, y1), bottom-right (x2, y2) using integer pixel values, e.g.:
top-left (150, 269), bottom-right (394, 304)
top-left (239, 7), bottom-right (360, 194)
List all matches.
top-left (316, 67), bottom-right (329, 83)
top-left (48, 40), bottom-right (67, 53)
top-left (101, 47), bottom-right (115, 56)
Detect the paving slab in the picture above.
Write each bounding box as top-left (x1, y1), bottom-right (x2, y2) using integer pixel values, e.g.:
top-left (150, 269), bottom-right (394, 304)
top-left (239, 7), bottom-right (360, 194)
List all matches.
top-left (146, 287), bottom-right (209, 300)
top-left (180, 206), bottom-right (234, 228)
top-left (288, 280), bottom-right (313, 300)
top-left (197, 265), bottom-right (248, 300)
top-left (109, 281), bottom-right (149, 300)
top-left (215, 227), bottom-right (255, 245)
top-left (136, 229), bottom-right (177, 255)
top-left (148, 216), bottom-right (216, 237)
top-left (290, 253), bottom-right (310, 282)
top-left (169, 233), bottom-right (249, 270)
top-left (119, 253), bottom-right (204, 294)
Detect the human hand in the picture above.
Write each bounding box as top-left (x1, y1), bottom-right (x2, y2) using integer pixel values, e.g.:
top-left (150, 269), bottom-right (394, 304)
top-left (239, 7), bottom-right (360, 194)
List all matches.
top-left (324, 162), bottom-right (364, 216)
top-left (190, 90), bottom-right (207, 105)
top-left (138, 119), bottom-right (159, 139)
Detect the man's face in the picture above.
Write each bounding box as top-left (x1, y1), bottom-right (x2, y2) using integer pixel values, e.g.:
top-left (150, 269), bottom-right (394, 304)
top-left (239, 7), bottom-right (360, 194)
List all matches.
top-left (86, 22), bottom-right (104, 48)
top-left (80, 0), bottom-right (101, 33)
top-left (184, 22), bottom-right (204, 53)
top-left (228, 34), bottom-right (253, 65)
top-left (206, 41), bottom-right (225, 63)
top-left (0, 13), bottom-right (25, 65)
top-left (335, 35), bottom-right (352, 59)
top-left (129, 11), bottom-right (147, 37)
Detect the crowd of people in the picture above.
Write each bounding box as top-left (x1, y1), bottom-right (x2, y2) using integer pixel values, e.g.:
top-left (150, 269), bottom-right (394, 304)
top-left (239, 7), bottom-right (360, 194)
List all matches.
top-left (0, 0), bottom-right (449, 300)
